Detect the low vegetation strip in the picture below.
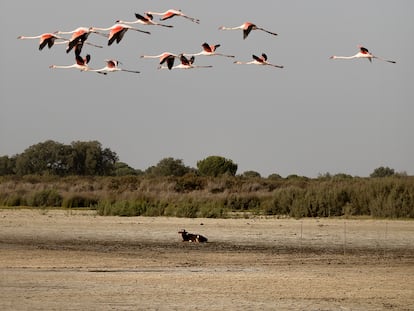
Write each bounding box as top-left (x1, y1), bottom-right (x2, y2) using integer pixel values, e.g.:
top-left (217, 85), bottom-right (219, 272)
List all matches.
top-left (1, 175), bottom-right (413, 218)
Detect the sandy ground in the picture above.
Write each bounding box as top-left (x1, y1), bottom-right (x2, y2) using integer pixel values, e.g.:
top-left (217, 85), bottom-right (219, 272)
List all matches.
top-left (0, 209), bottom-right (413, 311)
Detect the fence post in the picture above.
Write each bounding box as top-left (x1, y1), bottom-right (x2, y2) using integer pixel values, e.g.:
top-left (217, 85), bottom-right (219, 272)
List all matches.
top-left (384, 221), bottom-right (388, 258)
top-left (300, 220), bottom-right (303, 254)
top-left (343, 221), bottom-right (347, 256)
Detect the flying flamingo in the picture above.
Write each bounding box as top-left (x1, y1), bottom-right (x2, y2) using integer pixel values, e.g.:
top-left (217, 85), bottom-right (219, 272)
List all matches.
top-left (330, 45), bottom-right (396, 63)
top-left (140, 52), bottom-right (179, 70)
top-left (17, 33), bottom-right (68, 50)
top-left (54, 27), bottom-right (105, 53)
top-left (185, 42), bottom-right (235, 58)
top-left (144, 9), bottom-right (200, 24)
top-left (158, 54), bottom-right (212, 70)
top-left (234, 53), bottom-right (284, 68)
top-left (116, 13), bottom-right (173, 28)
top-left (92, 59), bottom-right (141, 74)
top-left (219, 22), bottom-right (278, 39)
top-left (90, 24), bottom-right (150, 46)
top-left (49, 54), bottom-right (95, 72)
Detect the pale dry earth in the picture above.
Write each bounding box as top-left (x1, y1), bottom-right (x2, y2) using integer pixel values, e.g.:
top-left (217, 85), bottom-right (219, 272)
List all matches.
top-left (0, 209), bottom-right (413, 310)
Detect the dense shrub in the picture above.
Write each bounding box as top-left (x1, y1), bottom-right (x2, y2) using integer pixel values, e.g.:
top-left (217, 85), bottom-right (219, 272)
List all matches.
top-left (370, 166), bottom-right (395, 178)
top-left (62, 194), bottom-right (98, 208)
top-left (198, 202), bottom-right (227, 218)
top-left (0, 175), bottom-right (413, 218)
top-left (197, 156), bottom-right (238, 177)
top-left (173, 202), bottom-right (199, 218)
top-left (146, 158), bottom-right (191, 177)
top-left (3, 193), bottom-right (26, 207)
top-left (28, 189), bottom-right (62, 207)
top-left (174, 174), bottom-right (205, 192)
top-left (225, 195), bottom-right (261, 211)
top-left (96, 198), bottom-right (153, 216)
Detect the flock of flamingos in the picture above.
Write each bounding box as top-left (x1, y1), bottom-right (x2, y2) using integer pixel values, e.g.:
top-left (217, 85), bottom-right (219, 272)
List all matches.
top-left (17, 8), bottom-right (396, 75)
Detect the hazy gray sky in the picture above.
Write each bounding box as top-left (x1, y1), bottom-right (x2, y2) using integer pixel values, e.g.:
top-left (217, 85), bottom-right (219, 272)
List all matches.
top-left (1, 1), bottom-right (413, 177)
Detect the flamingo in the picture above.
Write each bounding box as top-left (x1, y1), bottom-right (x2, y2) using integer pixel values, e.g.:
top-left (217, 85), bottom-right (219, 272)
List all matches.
top-left (17, 33), bottom-right (68, 50)
top-left (90, 24), bottom-right (150, 46)
top-left (116, 13), bottom-right (173, 28)
top-left (330, 45), bottom-right (396, 63)
top-left (144, 9), bottom-right (200, 24)
top-left (49, 54), bottom-right (95, 72)
top-left (185, 42), bottom-right (235, 58)
top-left (55, 27), bottom-right (105, 53)
top-left (234, 53), bottom-right (284, 68)
top-left (140, 52), bottom-right (179, 70)
top-left (158, 54), bottom-right (212, 70)
top-left (219, 22), bottom-right (278, 39)
top-left (92, 59), bottom-right (140, 74)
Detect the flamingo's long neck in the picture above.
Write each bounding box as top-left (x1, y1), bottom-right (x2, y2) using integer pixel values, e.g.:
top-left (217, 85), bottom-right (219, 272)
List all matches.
top-left (117, 20), bottom-right (138, 25)
top-left (90, 67), bottom-right (106, 72)
top-left (52, 64), bottom-right (78, 69)
top-left (184, 51), bottom-right (203, 57)
top-left (221, 26), bottom-right (241, 31)
top-left (56, 29), bottom-right (82, 35)
top-left (19, 35), bottom-right (42, 39)
top-left (143, 53), bottom-right (174, 59)
top-left (146, 11), bottom-right (164, 16)
top-left (91, 27), bottom-right (112, 32)
top-left (54, 41), bottom-right (69, 45)
top-left (332, 55), bottom-right (358, 60)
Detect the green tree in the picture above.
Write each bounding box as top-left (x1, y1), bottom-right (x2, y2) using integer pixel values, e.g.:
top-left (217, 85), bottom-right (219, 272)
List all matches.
top-left (13, 140), bottom-right (118, 176)
top-left (0, 155), bottom-right (16, 175)
top-left (114, 162), bottom-right (140, 176)
top-left (333, 173), bottom-right (353, 179)
top-left (15, 140), bottom-right (71, 175)
top-left (197, 156), bottom-right (238, 177)
top-left (242, 170), bottom-right (261, 178)
top-left (370, 166), bottom-right (395, 178)
top-left (70, 141), bottom-right (118, 175)
top-left (100, 147), bottom-right (119, 175)
top-left (146, 157), bottom-right (190, 177)
top-left (267, 173), bottom-right (283, 180)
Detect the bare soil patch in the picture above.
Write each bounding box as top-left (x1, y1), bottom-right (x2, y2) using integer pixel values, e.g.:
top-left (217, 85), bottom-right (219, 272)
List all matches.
top-left (1, 209), bottom-right (413, 310)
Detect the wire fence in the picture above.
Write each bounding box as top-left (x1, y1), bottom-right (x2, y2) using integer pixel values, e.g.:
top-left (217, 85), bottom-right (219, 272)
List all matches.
top-left (290, 219), bottom-right (412, 258)
top-left (208, 218), bottom-right (414, 259)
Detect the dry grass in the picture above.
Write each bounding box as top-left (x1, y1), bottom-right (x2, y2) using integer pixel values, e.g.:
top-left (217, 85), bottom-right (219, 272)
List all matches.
top-left (0, 175), bottom-right (413, 218)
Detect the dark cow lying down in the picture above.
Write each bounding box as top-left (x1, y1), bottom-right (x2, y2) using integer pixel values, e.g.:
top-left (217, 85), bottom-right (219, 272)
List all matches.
top-left (178, 229), bottom-right (208, 243)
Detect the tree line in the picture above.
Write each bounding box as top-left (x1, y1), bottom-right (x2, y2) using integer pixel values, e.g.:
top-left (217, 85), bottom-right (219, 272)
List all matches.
top-left (0, 140), bottom-right (118, 176)
top-left (0, 140), bottom-right (239, 177)
top-left (0, 140), bottom-right (404, 179)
